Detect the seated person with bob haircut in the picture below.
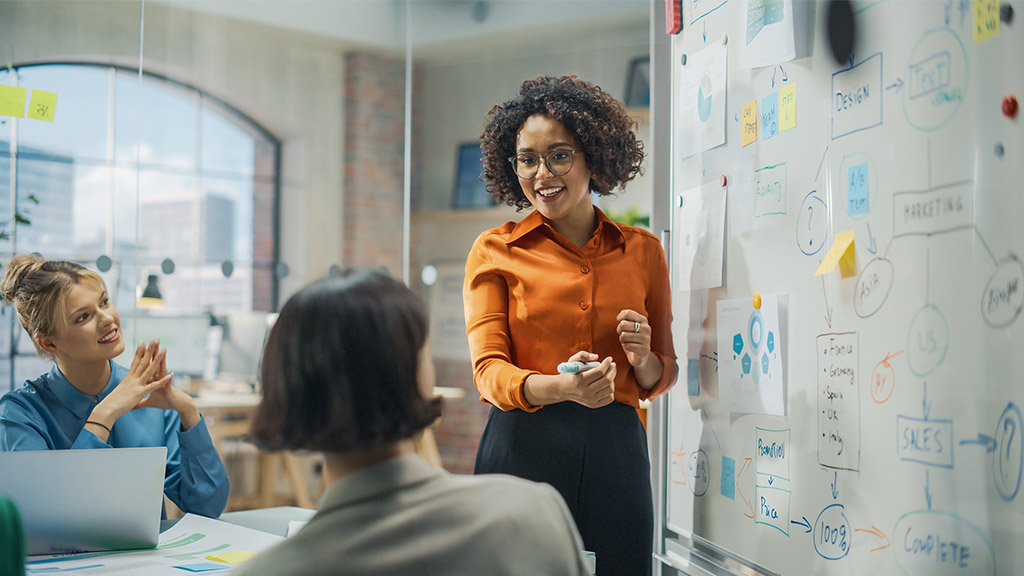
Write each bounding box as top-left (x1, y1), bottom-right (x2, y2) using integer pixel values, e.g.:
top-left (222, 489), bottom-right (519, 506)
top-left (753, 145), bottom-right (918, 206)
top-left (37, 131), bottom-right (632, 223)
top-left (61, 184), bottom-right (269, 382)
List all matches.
top-left (235, 269), bottom-right (590, 576)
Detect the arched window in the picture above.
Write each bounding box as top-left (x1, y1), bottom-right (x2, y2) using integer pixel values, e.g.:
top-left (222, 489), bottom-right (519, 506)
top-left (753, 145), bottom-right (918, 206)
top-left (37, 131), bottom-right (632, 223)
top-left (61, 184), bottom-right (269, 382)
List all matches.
top-left (0, 63), bottom-right (279, 385)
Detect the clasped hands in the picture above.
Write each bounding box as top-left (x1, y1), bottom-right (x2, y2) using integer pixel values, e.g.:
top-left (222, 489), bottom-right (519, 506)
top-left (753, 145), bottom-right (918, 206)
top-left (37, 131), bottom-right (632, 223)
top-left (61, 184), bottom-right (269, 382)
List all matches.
top-left (560, 309), bottom-right (655, 409)
top-left (88, 340), bottom-right (201, 435)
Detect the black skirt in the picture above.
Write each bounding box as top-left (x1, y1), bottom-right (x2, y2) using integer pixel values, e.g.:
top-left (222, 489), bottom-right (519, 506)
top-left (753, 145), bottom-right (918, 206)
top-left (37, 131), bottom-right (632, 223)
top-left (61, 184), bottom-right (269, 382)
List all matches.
top-left (474, 401), bottom-right (653, 576)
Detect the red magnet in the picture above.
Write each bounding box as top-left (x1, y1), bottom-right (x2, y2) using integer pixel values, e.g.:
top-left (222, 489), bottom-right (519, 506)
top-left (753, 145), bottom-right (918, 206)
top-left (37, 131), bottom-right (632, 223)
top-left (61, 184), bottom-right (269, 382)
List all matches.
top-left (720, 175), bottom-right (728, 187)
top-left (1003, 95), bottom-right (1018, 119)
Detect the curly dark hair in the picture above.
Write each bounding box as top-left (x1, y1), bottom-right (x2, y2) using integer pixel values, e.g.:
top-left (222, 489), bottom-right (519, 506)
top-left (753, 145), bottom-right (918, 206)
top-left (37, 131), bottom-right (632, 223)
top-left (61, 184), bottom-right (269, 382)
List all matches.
top-left (479, 74), bottom-right (644, 210)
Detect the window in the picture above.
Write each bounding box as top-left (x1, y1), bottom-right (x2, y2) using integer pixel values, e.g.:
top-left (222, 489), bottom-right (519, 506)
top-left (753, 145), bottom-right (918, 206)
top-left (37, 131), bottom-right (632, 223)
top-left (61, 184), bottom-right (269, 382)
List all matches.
top-left (0, 63), bottom-right (279, 389)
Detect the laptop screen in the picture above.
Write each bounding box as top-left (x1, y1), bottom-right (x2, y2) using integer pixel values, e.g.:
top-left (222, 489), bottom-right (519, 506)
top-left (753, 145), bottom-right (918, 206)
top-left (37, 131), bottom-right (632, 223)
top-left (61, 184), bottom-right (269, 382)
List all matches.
top-left (0, 447), bottom-right (166, 555)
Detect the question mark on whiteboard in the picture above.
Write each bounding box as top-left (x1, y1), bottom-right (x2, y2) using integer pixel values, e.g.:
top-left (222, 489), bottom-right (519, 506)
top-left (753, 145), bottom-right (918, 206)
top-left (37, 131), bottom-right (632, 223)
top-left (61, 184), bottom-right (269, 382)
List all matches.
top-left (807, 205), bottom-right (814, 246)
top-left (1006, 418), bottom-right (1017, 461)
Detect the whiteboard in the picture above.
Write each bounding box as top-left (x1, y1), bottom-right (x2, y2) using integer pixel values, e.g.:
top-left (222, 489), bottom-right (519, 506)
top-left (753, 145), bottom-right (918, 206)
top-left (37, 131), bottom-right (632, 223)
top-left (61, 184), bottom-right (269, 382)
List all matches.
top-left (657, 1), bottom-right (1024, 574)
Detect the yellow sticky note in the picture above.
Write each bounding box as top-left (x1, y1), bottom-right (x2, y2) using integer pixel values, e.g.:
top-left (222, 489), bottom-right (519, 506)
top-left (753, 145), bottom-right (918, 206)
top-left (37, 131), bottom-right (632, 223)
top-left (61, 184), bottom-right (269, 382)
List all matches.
top-left (974, 0), bottom-right (1000, 43)
top-left (815, 230), bottom-right (857, 278)
top-left (27, 89), bottom-right (57, 122)
top-left (779, 84), bottom-right (797, 132)
top-left (0, 85), bottom-right (27, 118)
top-left (741, 100), bottom-right (758, 147)
top-left (206, 550), bottom-right (257, 564)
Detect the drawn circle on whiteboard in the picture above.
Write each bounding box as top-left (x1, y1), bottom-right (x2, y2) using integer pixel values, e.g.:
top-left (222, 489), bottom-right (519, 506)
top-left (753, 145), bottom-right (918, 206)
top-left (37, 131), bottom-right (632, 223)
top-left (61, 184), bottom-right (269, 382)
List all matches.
top-left (981, 254), bottom-right (1024, 327)
top-left (994, 403), bottom-right (1024, 502)
top-left (906, 304), bottom-right (949, 377)
top-left (869, 360), bottom-right (895, 404)
top-left (813, 503), bottom-right (852, 560)
top-left (839, 153), bottom-right (875, 220)
top-left (902, 27), bottom-right (968, 132)
top-left (796, 191), bottom-right (828, 256)
top-left (688, 449), bottom-right (710, 496)
top-left (697, 73), bottom-right (713, 124)
top-left (854, 258), bottom-right (894, 318)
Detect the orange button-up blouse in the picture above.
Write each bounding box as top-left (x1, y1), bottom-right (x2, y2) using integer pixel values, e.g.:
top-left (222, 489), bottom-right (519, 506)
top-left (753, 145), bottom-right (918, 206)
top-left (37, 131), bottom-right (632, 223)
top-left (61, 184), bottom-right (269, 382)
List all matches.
top-left (463, 208), bottom-right (678, 412)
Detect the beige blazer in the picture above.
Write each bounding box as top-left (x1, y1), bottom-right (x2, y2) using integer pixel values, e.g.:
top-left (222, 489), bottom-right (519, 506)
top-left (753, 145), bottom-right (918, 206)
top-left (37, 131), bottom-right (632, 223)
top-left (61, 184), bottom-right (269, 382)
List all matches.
top-left (234, 454), bottom-right (590, 576)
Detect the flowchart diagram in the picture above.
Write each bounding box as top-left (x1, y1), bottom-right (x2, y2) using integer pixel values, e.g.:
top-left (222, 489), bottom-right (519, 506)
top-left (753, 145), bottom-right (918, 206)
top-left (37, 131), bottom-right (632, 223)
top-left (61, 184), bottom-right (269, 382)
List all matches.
top-left (668, 4), bottom-right (1022, 573)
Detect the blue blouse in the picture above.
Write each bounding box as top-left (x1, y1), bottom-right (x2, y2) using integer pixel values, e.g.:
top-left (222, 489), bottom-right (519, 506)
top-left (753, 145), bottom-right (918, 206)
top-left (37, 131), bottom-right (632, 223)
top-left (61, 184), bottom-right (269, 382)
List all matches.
top-left (0, 361), bottom-right (229, 518)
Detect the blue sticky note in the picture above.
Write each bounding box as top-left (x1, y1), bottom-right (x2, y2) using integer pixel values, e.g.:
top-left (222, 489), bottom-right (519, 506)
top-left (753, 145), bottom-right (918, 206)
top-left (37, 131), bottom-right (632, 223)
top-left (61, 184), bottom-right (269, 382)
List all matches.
top-left (687, 358), bottom-right (700, 396)
top-left (721, 456), bottom-right (736, 500)
top-left (173, 563), bottom-right (231, 573)
top-left (847, 162), bottom-right (869, 215)
top-left (761, 92), bottom-right (779, 140)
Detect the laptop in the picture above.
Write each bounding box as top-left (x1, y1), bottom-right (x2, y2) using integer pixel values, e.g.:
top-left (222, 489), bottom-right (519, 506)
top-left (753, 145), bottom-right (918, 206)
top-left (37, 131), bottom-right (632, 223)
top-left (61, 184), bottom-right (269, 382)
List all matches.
top-left (0, 446), bottom-right (166, 555)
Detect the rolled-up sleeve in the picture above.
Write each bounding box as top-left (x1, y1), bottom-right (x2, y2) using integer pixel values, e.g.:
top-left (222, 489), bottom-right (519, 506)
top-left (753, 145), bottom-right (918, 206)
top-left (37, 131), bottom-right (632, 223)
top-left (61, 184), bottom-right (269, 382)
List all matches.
top-left (464, 235), bottom-right (540, 412)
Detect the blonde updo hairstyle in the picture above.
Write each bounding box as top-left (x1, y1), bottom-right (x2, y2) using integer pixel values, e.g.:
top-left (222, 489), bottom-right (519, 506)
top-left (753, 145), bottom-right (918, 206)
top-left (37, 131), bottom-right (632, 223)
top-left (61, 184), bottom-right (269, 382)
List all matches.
top-left (1, 255), bottom-right (108, 359)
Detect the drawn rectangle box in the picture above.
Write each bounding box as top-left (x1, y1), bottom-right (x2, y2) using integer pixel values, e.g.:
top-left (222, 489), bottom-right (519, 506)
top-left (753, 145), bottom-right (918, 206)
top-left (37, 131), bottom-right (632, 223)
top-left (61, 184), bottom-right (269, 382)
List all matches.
top-left (754, 484), bottom-right (791, 536)
top-left (754, 163), bottom-right (787, 217)
top-left (817, 332), bottom-right (861, 472)
top-left (831, 53), bottom-right (883, 140)
top-left (892, 181), bottom-right (974, 238)
top-left (756, 427), bottom-right (791, 480)
top-left (896, 415), bottom-right (954, 468)
top-left (909, 51), bottom-right (951, 100)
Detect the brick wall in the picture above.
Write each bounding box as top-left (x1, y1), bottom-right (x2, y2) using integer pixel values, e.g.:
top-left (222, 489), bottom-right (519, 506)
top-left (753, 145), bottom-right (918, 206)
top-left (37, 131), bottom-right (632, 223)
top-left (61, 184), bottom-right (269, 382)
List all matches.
top-left (342, 52), bottom-right (406, 274)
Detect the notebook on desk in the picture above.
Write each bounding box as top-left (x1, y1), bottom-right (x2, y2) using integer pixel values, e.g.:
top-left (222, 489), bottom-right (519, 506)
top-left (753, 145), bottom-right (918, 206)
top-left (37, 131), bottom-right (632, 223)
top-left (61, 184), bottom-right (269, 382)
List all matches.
top-left (0, 446), bottom-right (166, 555)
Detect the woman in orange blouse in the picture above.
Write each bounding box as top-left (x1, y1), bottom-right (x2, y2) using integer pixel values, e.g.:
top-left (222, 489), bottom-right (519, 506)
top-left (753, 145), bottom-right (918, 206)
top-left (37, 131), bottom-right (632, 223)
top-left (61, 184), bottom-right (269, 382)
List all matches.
top-left (464, 75), bottom-right (678, 575)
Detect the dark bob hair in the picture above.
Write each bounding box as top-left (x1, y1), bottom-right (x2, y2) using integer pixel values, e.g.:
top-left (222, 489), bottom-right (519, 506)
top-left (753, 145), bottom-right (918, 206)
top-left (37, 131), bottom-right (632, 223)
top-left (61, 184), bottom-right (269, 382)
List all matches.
top-left (249, 269), bottom-right (443, 453)
top-left (479, 74), bottom-right (644, 210)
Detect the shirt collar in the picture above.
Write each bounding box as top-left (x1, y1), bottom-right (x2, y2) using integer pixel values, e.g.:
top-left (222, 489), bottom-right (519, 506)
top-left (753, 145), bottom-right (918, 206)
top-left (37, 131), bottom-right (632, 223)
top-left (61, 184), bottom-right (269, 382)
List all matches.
top-left (315, 453), bottom-right (444, 514)
top-left (45, 360), bottom-right (120, 420)
top-left (505, 207), bottom-right (626, 248)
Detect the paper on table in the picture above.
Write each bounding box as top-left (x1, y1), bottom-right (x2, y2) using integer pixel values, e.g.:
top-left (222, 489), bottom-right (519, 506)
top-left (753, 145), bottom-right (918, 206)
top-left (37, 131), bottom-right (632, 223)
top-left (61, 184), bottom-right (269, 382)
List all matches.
top-left (716, 295), bottom-right (786, 415)
top-left (674, 182), bottom-right (727, 291)
top-left (26, 514), bottom-right (283, 576)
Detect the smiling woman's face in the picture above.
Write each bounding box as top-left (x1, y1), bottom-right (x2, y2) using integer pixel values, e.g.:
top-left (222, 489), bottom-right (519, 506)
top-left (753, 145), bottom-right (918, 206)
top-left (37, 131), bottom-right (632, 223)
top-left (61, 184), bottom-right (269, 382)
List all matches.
top-left (40, 280), bottom-right (124, 364)
top-left (515, 114), bottom-right (592, 226)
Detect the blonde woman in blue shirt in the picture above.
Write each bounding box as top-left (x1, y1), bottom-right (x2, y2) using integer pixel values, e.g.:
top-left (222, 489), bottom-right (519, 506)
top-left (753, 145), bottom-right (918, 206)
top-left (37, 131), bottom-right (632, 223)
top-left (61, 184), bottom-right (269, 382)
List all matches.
top-left (0, 255), bottom-right (229, 518)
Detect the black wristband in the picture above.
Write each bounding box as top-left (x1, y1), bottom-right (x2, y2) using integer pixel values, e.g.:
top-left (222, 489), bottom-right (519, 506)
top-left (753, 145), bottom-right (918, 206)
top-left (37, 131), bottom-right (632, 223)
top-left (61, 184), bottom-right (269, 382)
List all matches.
top-left (85, 420), bottom-right (112, 434)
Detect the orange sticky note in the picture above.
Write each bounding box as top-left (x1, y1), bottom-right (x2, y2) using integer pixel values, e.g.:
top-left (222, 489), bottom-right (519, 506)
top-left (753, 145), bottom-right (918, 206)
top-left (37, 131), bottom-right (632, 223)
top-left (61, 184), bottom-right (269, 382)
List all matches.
top-left (741, 100), bottom-right (758, 147)
top-left (779, 84), bottom-right (797, 132)
top-left (815, 230), bottom-right (857, 278)
top-left (0, 85), bottom-right (27, 118)
top-left (206, 550), bottom-right (257, 564)
top-left (27, 89), bottom-right (57, 122)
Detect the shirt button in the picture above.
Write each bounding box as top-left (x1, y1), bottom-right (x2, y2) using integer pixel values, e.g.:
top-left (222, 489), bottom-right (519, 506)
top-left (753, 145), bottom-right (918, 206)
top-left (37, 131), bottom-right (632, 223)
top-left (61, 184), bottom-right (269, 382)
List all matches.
top-left (579, 342), bottom-right (588, 350)
top-left (580, 301), bottom-right (589, 310)
top-left (581, 266), bottom-right (590, 274)
top-left (92, 397), bottom-right (98, 404)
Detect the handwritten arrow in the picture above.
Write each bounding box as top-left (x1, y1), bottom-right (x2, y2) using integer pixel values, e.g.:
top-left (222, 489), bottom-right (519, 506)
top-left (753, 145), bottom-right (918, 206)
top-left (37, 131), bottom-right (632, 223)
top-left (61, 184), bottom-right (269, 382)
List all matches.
top-left (885, 78), bottom-right (904, 92)
top-left (703, 20), bottom-right (708, 43)
top-left (855, 525), bottom-right (892, 552)
top-left (925, 469), bottom-right (933, 510)
top-left (880, 349), bottom-right (904, 369)
top-left (738, 485), bottom-right (755, 519)
top-left (923, 381), bottom-right (932, 420)
top-left (792, 517), bottom-right (812, 534)
top-left (960, 433), bottom-right (997, 453)
top-left (866, 222), bottom-right (877, 255)
top-left (768, 476), bottom-right (774, 486)
top-left (821, 275), bottom-right (834, 329)
top-left (772, 66), bottom-right (777, 88)
top-left (831, 470), bottom-right (839, 500)
top-left (780, 65), bottom-right (788, 82)
top-left (738, 457), bottom-right (752, 478)
top-left (944, 0), bottom-right (951, 25)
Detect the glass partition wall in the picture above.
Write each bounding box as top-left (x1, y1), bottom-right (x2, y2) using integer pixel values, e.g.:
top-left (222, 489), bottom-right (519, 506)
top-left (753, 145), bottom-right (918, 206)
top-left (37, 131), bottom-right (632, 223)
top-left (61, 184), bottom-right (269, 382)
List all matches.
top-left (0, 0), bottom-right (651, 480)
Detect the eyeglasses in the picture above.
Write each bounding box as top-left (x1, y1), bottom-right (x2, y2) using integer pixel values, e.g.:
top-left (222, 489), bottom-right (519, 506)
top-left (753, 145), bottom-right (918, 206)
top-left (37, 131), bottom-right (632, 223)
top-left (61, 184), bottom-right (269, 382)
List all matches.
top-left (508, 149), bottom-right (582, 180)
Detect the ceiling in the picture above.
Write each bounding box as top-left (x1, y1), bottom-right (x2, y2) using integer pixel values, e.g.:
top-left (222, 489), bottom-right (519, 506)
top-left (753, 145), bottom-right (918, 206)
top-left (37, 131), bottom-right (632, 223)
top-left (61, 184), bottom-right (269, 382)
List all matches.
top-left (148, 0), bottom-right (650, 50)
